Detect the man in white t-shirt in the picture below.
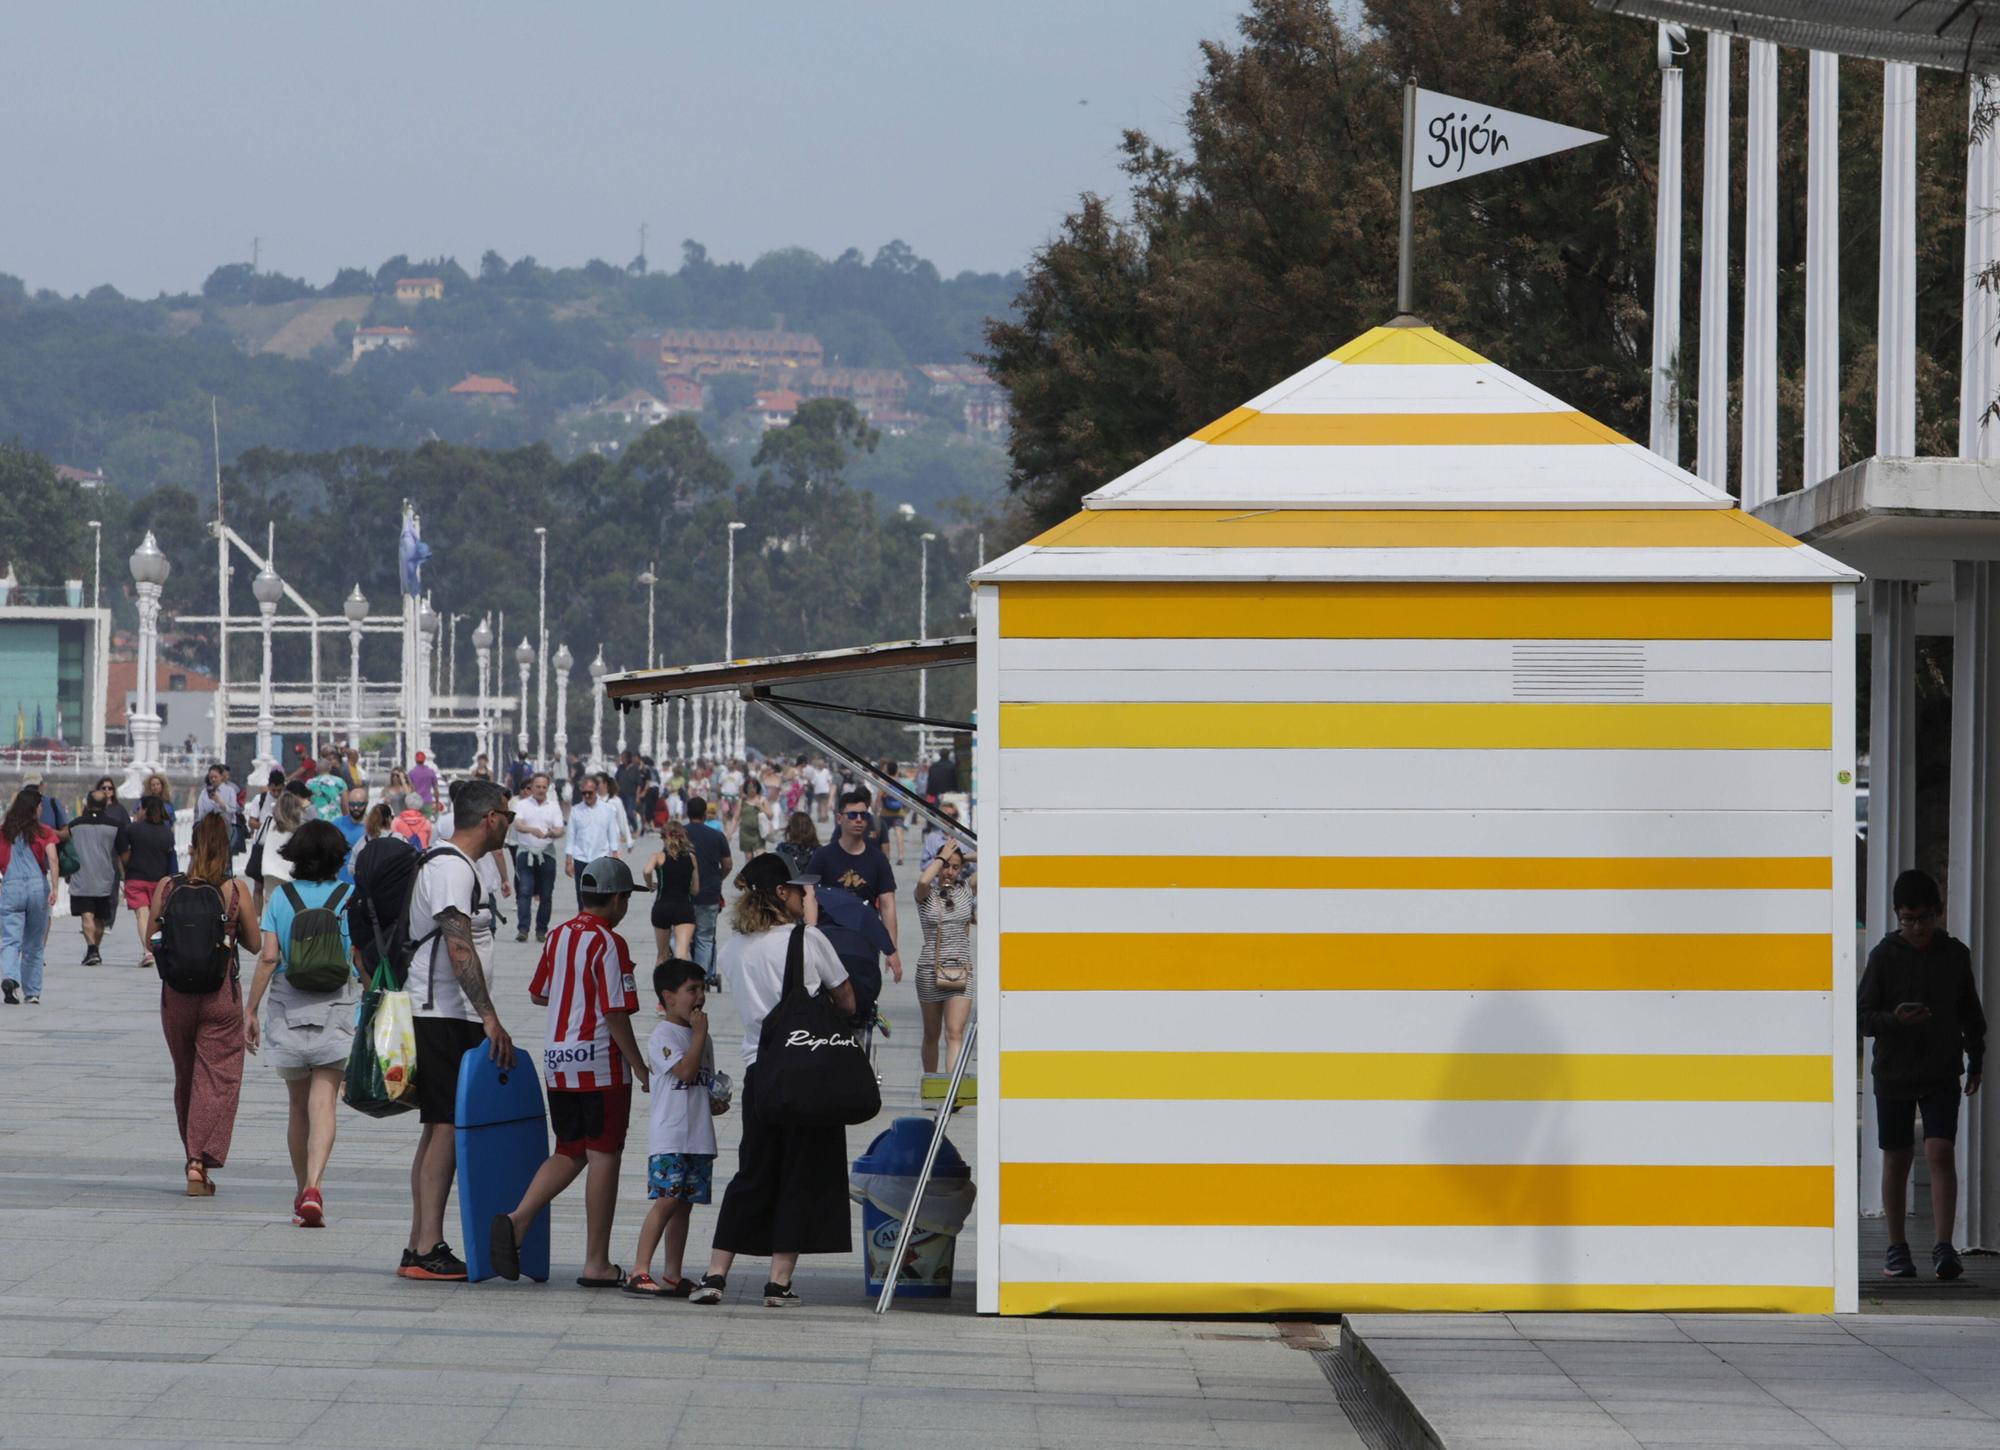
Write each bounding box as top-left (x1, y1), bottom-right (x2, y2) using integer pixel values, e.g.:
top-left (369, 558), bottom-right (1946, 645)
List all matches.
top-left (808, 760), bottom-right (833, 823)
top-left (398, 778), bottom-right (516, 1283)
top-left (510, 772), bottom-right (564, 943)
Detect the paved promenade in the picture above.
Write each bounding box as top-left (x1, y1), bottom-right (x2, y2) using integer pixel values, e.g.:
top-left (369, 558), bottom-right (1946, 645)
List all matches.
top-left (0, 838), bottom-right (1357, 1449)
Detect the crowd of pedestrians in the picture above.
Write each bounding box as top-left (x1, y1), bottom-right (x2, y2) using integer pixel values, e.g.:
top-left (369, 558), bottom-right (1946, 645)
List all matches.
top-left (2, 739), bottom-right (977, 1301)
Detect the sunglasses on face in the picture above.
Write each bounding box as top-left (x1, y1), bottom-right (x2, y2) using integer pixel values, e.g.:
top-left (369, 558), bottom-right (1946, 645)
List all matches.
top-left (842, 810), bottom-right (868, 820)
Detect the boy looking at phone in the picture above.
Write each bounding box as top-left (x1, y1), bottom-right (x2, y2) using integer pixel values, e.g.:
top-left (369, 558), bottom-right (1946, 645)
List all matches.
top-left (1858, 869), bottom-right (1986, 1280)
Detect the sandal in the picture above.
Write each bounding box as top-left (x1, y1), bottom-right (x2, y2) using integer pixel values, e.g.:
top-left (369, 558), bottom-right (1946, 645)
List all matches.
top-left (623, 1272), bottom-right (670, 1298)
top-left (185, 1160), bottom-right (214, 1197)
top-left (489, 1214), bottom-right (521, 1282)
top-left (576, 1265), bottom-right (625, 1288)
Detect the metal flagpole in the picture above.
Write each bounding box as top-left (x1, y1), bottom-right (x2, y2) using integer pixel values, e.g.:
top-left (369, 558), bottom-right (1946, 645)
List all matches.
top-left (212, 400), bottom-right (230, 761)
top-left (1397, 76), bottom-right (1417, 316)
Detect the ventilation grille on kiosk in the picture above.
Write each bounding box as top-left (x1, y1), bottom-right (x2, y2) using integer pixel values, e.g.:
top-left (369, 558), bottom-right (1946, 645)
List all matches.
top-left (1511, 642), bottom-right (1646, 698)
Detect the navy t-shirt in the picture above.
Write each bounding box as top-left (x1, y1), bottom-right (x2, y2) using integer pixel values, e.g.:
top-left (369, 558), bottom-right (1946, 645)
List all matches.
top-left (809, 840), bottom-right (896, 908)
top-left (687, 821), bottom-right (731, 907)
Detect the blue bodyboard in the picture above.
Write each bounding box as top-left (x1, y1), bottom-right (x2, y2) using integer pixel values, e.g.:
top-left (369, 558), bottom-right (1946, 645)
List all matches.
top-left (455, 1051), bottom-right (552, 1284)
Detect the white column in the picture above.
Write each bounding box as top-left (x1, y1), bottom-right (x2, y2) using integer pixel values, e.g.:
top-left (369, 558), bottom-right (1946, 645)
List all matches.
top-left (1739, 38), bottom-right (1778, 509)
top-left (1696, 30), bottom-right (1732, 490)
top-left (588, 649), bottom-right (607, 774)
top-left (1863, 578), bottom-right (1918, 1216)
top-left (1880, 62), bottom-right (1919, 456)
top-left (253, 599), bottom-right (278, 779)
top-left (347, 622), bottom-right (364, 746)
top-left (535, 527), bottom-right (548, 770)
top-left (516, 641), bottom-right (532, 758)
top-left (1951, 563), bottom-right (2000, 1248)
top-left (1650, 28), bottom-right (1684, 464)
top-left (552, 644), bottom-right (572, 774)
top-left (1962, 78), bottom-right (2000, 460)
top-left (1805, 51), bottom-right (1841, 486)
top-left (676, 696), bottom-right (686, 762)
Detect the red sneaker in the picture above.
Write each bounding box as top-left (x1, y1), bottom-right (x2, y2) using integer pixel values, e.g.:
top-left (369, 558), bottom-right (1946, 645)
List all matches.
top-left (296, 1187), bottom-right (324, 1228)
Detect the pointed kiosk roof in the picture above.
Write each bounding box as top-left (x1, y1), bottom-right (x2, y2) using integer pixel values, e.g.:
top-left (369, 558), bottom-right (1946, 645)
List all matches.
top-left (973, 323), bottom-right (1856, 586)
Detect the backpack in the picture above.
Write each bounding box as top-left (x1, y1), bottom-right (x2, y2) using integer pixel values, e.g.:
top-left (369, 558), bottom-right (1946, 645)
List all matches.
top-left (154, 876), bottom-right (234, 995)
top-left (279, 881), bottom-right (352, 992)
top-left (371, 845), bottom-right (484, 1007)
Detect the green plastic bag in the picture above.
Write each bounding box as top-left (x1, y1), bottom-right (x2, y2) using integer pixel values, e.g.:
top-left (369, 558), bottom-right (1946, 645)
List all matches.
top-left (342, 963), bottom-right (417, 1118)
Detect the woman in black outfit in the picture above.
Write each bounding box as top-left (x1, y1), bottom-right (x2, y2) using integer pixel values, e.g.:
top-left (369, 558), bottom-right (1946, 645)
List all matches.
top-left (644, 821), bottom-right (699, 962)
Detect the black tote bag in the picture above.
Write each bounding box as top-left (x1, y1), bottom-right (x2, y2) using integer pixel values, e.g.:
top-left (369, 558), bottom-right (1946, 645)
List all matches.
top-left (750, 924), bottom-right (882, 1127)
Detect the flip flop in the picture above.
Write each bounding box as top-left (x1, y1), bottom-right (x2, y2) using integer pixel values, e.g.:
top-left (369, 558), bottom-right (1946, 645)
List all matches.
top-left (622, 1272), bottom-right (670, 1298)
top-left (488, 1213), bottom-right (521, 1282)
top-left (576, 1265), bottom-right (625, 1288)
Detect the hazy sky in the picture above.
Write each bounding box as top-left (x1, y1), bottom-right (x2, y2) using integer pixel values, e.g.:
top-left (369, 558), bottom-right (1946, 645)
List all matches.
top-left (0, 0), bottom-right (1252, 297)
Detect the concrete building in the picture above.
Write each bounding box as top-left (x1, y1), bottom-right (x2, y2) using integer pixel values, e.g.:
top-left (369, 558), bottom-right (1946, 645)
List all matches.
top-left (351, 325), bottom-right (416, 362)
top-left (0, 591), bottom-right (111, 750)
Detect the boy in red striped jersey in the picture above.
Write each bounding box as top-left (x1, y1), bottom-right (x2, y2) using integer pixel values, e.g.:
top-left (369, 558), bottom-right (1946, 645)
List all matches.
top-left (489, 857), bottom-right (651, 1286)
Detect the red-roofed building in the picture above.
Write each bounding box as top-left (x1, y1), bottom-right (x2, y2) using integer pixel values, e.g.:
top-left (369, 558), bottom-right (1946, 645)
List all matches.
top-left (395, 276), bottom-right (445, 304)
top-left (660, 374), bottom-right (703, 412)
top-left (53, 464), bottom-right (106, 489)
top-left (449, 374), bottom-right (519, 406)
top-left (754, 389), bottom-right (801, 430)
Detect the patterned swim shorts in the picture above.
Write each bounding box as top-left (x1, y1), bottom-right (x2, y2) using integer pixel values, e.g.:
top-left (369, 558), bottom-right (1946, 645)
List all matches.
top-left (647, 1152), bottom-right (715, 1203)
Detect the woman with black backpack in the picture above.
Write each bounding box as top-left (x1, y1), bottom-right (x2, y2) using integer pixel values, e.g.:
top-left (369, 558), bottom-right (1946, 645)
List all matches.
top-left (153, 813), bottom-right (261, 1196)
top-left (243, 821), bottom-right (356, 1228)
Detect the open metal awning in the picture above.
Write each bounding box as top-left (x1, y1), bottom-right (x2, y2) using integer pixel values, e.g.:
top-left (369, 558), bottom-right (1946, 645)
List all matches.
top-left (602, 636), bottom-right (978, 849)
top-left (1594, 1), bottom-right (2000, 72)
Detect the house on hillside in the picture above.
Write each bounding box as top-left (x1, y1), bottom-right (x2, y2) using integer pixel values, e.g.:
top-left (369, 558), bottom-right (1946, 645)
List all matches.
top-left (655, 327), bottom-right (823, 381)
top-left (54, 464), bottom-right (106, 490)
top-left (660, 374), bottom-right (703, 413)
top-left (753, 389), bottom-right (800, 430)
top-left (805, 367), bottom-right (909, 420)
top-left (352, 325), bottom-right (417, 362)
top-left (395, 276), bottom-right (445, 304)
top-left (593, 390), bottom-right (671, 427)
top-left (448, 373), bottom-right (519, 407)
top-left (917, 362), bottom-right (1011, 434)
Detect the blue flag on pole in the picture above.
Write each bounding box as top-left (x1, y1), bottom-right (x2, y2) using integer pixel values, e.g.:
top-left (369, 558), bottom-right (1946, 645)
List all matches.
top-left (399, 513), bottom-right (431, 596)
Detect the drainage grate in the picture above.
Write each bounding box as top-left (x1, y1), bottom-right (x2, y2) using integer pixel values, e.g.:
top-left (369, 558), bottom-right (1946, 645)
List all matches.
top-left (1314, 1345), bottom-right (1404, 1450)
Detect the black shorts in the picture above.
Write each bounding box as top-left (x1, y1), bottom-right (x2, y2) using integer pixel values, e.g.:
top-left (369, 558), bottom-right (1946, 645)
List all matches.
top-left (413, 1016), bottom-right (488, 1124)
top-left (652, 897), bottom-right (696, 930)
top-left (1877, 1086), bottom-right (1962, 1150)
top-left (70, 894), bottom-right (115, 921)
top-left (547, 1084), bottom-right (632, 1159)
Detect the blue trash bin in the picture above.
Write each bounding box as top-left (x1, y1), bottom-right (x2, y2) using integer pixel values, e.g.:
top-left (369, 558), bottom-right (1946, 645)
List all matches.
top-left (851, 1116), bottom-right (974, 1299)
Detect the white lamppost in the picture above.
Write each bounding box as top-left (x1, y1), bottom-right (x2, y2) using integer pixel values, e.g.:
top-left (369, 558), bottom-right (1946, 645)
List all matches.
top-left (515, 637), bottom-right (534, 760)
top-left (417, 599), bottom-right (439, 758)
top-left (724, 522), bottom-right (745, 758)
top-left (552, 643), bottom-right (573, 776)
top-left (637, 566), bottom-right (658, 759)
top-left (615, 667), bottom-right (629, 758)
top-left (251, 559), bottom-right (284, 779)
top-left (534, 525), bottom-right (548, 768)
top-left (589, 646), bottom-right (607, 773)
top-left (126, 533), bottom-right (170, 793)
top-left (472, 615), bottom-right (493, 770)
top-left (344, 584), bottom-right (368, 751)
top-left (675, 695), bottom-right (686, 763)
top-left (87, 520), bottom-right (102, 610)
top-left (919, 531), bottom-right (936, 758)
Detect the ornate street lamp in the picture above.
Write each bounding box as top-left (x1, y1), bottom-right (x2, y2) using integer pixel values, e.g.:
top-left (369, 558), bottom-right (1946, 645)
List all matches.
top-left (589, 647), bottom-right (608, 774)
top-left (472, 615), bottom-right (494, 770)
top-left (344, 584), bottom-right (369, 752)
top-left (637, 566), bottom-right (658, 758)
top-left (417, 598), bottom-right (439, 758)
top-left (125, 533), bottom-right (171, 793)
top-left (552, 642), bottom-right (573, 776)
top-left (251, 559), bottom-right (284, 779)
top-left (515, 637), bottom-right (534, 761)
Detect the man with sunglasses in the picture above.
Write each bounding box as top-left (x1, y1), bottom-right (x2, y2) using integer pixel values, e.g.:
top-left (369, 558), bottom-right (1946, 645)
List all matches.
top-left (807, 788), bottom-right (903, 1030)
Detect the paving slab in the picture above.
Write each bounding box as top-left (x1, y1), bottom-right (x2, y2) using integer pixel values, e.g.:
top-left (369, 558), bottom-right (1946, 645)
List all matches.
top-left (1348, 1314), bottom-right (2000, 1449)
top-left (0, 836), bottom-right (1361, 1449)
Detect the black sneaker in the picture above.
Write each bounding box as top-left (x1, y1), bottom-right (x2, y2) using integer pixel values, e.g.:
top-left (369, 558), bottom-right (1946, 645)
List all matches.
top-left (705, 974), bottom-right (721, 992)
top-left (1, 979), bottom-right (16, 1004)
top-left (515, 930), bottom-right (529, 943)
top-left (398, 1242), bottom-right (468, 1281)
top-left (82, 946), bottom-right (100, 966)
top-left (689, 1273), bottom-right (726, 1305)
top-left (762, 1280), bottom-right (800, 1307)
top-left (1885, 1241), bottom-right (1917, 1278)
top-left (1935, 1241), bottom-right (1965, 1281)
top-left (536, 930), bottom-right (548, 943)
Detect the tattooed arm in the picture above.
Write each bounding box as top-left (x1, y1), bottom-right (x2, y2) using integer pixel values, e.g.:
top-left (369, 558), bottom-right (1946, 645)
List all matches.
top-left (437, 905), bottom-right (513, 1067)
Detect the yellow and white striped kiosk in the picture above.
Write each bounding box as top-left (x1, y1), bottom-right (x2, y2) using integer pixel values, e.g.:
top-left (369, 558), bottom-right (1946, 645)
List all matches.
top-left (968, 323), bottom-right (1861, 1316)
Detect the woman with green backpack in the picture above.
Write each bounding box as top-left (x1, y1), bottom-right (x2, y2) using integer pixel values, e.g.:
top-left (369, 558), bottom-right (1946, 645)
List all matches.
top-left (244, 820), bottom-right (357, 1228)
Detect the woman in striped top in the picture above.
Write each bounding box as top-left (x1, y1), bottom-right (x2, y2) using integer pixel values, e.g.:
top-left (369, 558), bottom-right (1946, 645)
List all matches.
top-left (914, 843), bottom-right (974, 1074)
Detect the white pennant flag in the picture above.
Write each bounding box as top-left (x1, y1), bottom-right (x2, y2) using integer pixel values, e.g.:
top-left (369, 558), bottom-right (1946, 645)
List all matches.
top-left (1412, 88), bottom-right (1605, 192)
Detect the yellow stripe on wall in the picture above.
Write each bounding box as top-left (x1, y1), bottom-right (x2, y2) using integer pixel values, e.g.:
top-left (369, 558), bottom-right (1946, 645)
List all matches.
top-left (1000, 1051), bottom-right (1835, 1103)
top-left (999, 701), bottom-right (1831, 751)
top-left (1326, 327), bottom-right (1491, 365)
top-left (1024, 508), bottom-right (1799, 551)
top-left (1001, 855), bottom-right (1832, 891)
top-left (996, 1281), bottom-right (1836, 1315)
top-left (1193, 410), bottom-right (1630, 447)
top-left (1000, 1163), bottom-right (1833, 1228)
top-left (999, 933), bottom-right (1833, 992)
top-left (997, 582), bottom-right (1833, 641)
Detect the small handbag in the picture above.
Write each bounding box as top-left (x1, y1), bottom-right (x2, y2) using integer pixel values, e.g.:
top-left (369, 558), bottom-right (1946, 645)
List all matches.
top-left (932, 952), bottom-right (969, 992)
